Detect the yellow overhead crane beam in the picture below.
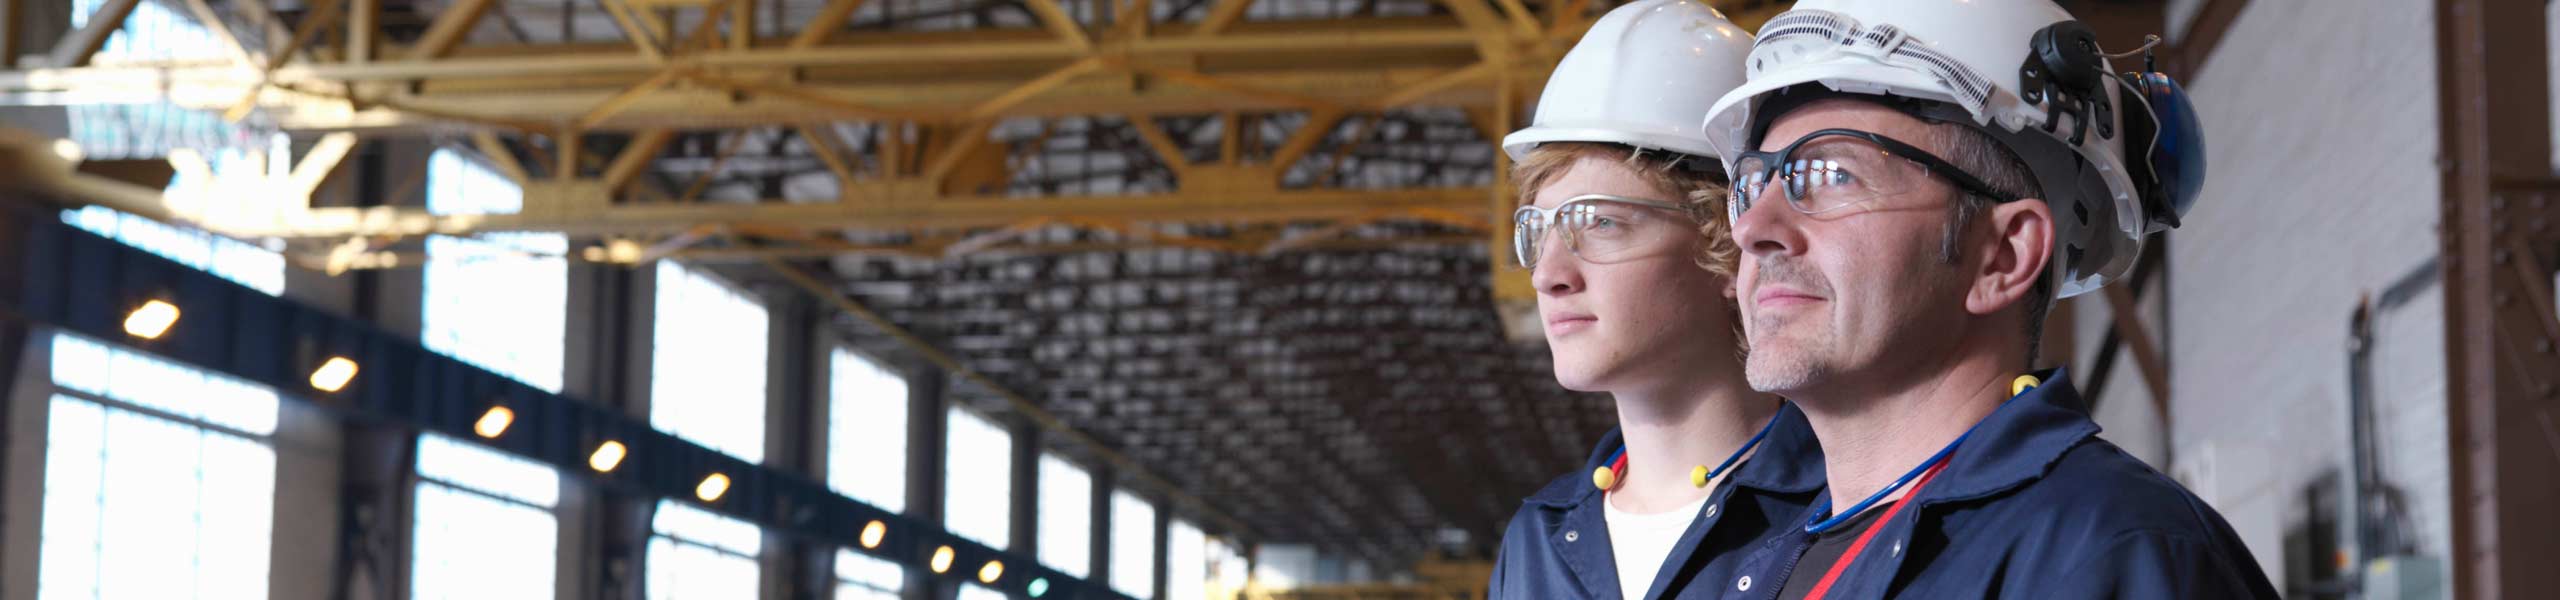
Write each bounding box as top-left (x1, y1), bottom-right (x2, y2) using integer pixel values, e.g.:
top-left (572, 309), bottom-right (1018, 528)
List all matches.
top-left (1, 15), bottom-right (1549, 133)
top-left (0, 0), bottom-right (1804, 558)
top-left (2, 0), bottom-right (1792, 337)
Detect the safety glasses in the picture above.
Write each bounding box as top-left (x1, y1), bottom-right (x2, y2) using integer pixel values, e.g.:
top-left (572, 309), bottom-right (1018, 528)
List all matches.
top-left (1511, 194), bottom-right (1697, 269)
top-left (1725, 128), bottom-right (2019, 223)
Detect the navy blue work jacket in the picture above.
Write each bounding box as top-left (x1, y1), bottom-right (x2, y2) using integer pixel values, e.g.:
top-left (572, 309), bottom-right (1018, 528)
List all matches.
top-left (1710, 369), bottom-right (2279, 599)
top-left (1489, 402), bottom-right (1827, 600)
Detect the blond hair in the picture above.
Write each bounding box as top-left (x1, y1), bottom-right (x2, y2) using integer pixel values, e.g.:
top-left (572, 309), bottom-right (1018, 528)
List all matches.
top-left (1511, 142), bottom-right (1738, 279)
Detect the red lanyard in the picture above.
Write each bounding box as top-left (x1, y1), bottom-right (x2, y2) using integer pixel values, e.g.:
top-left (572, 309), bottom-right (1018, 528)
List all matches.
top-left (1799, 459), bottom-right (1950, 600)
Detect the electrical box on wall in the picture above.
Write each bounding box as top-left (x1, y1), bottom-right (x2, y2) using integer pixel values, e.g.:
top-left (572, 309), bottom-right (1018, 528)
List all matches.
top-left (2360, 555), bottom-right (2445, 600)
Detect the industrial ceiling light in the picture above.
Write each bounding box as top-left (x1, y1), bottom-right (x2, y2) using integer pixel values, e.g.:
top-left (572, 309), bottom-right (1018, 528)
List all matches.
top-left (589, 440), bottom-right (628, 473)
top-left (473, 406), bottom-right (515, 439)
top-left (695, 473), bottom-right (731, 502)
top-left (1028, 578), bottom-right (1050, 598)
top-left (860, 520), bottom-right (887, 549)
top-left (978, 560), bottom-right (1004, 584)
top-left (930, 546), bottom-right (956, 574)
top-left (309, 357), bottom-right (358, 392)
top-left (122, 300), bottom-right (179, 340)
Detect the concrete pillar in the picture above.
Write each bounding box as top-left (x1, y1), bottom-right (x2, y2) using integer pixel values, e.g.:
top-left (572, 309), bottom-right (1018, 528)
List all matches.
top-left (763, 289), bottom-right (827, 600)
top-left (1152, 497), bottom-right (1170, 600)
top-left (1009, 422), bottom-right (1040, 556)
top-left (1088, 466), bottom-right (1115, 596)
top-left (902, 363), bottom-right (946, 600)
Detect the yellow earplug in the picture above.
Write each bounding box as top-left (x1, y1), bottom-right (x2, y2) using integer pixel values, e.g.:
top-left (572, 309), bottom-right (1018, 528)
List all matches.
top-left (1690, 465), bottom-right (1710, 488)
top-left (1592, 466), bottom-right (1618, 491)
top-left (2012, 374), bottom-right (2043, 396)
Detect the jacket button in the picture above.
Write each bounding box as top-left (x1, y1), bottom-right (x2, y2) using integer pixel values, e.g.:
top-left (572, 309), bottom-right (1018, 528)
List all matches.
top-left (1890, 540), bottom-right (1903, 557)
top-left (1704, 504), bottom-right (1719, 518)
top-left (1737, 576), bottom-right (1753, 591)
top-left (1564, 530), bottom-right (1579, 543)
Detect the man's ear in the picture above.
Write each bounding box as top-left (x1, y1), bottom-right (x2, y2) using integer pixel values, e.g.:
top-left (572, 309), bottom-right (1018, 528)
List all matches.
top-left (1967, 199), bottom-right (2054, 317)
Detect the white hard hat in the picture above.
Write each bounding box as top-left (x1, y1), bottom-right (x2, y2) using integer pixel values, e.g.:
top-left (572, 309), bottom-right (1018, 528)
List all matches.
top-left (1500, 0), bottom-right (1754, 162)
top-left (1701, 0), bottom-right (2206, 299)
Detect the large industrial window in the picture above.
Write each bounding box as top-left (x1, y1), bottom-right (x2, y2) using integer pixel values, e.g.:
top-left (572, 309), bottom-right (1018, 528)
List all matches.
top-left (944, 407), bottom-right (1013, 548)
top-left (830, 347), bottom-right (908, 596)
top-left (646, 503), bottom-right (764, 599)
top-left (63, 202), bottom-right (284, 297)
top-left (422, 148), bottom-right (567, 392)
top-left (1038, 453), bottom-right (1093, 578)
top-left (1111, 491), bottom-right (1159, 599)
top-left (411, 434), bottom-right (561, 600)
top-left (648, 262), bottom-right (770, 597)
top-left (42, 143), bottom-right (287, 600)
top-left (833, 552), bottom-right (905, 600)
top-left (39, 332), bottom-right (279, 599)
top-left (650, 261), bottom-right (770, 462)
top-left (1168, 519), bottom-right (1207, 600)
top-left (830, 348), bottom-right (907, 509)
top-left (412, 148), bottom-right (567, 600)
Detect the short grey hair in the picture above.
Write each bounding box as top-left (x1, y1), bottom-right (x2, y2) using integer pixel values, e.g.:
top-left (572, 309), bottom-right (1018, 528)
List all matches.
top-left (1933, 124), bottom-right (2053, 368)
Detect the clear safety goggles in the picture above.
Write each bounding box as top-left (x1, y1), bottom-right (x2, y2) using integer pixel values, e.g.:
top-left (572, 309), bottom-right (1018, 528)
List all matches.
top-left (1511, 194), bottom-right (1698, 269)
top-left (1726, 128), bottom-right (2019, 222)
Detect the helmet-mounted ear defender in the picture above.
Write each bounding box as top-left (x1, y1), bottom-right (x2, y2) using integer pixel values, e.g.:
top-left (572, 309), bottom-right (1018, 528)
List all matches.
top-left (1730, 17), bottom-right (2207, 239)
top-left (2022, 20), bottom-right (2208, 233)
top-left (2117, 50), bottom-right (2207, 231)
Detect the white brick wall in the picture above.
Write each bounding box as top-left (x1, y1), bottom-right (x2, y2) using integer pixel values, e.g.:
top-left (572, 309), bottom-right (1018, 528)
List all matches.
top-left (2116, 0), bottom-right (2455, 594)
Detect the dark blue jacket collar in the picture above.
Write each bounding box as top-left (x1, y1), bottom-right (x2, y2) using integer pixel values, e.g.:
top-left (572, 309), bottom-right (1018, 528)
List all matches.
top-left (1922, 367), bottom-right (2102, 505)
top-left (1524, 401), bottom-right (1825, 508)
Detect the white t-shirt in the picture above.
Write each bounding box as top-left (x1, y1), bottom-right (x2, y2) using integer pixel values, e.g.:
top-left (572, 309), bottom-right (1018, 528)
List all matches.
top-left (1602, 492), bottom-right (1711, 600)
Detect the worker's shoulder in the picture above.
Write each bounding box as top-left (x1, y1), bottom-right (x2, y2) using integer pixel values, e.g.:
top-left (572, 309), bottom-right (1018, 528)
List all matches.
top-left (1981, 434), bottom-right (2243, 545)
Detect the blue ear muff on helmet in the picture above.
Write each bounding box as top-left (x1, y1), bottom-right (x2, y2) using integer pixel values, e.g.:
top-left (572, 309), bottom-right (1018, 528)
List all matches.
top-left (2120, 70), bottom-right (2206, 231)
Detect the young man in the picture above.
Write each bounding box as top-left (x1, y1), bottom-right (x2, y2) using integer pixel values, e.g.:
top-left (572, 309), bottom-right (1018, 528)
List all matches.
top-left (1487, 2), bottom-right (1824, 599)
top-left (1696, 0), bottom-right (2276, 597)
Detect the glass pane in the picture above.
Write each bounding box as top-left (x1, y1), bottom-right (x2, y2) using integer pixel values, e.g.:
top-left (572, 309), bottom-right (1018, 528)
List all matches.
top-left (50, 333), bottom-right (279, 436)
top-left (38, 398), bottom-right (106, 600)
top-left (645, 536), bottom-right (759, 600)
top-left (423, 149), bottom-right (566, 393)
top-left (1168, 520), bottom-right (1206, 600)
top-left (834, 548), bottom-right (904, 593)
top-left (836, 583), bottom-right (902, 600)
top-left (99, 410), bottom-right (197, 598)
top-left (653, 500), bottom-right (763, 557)
top-left (828, 348), bottom-right (907, 513)
top-left (412, 481), bottom-right (558, 600)
top-left (1111, 491), bottom-right (1158, 599)
top-left (195, 373), bottom-right (281, 436)
top-left (197, 434), bottom-right (276, 595)
top-left (1039, 454), bottom-right (1093, 578)
top-left (944, 407), bottom-right (1013, 549)
top-left (417, 433), bottom-right (561, 508)
top-left (39, 394), bottom-right (274, 600)
top-left (959, 584), bottom-right (1010, 600)
top-left (46, 332), bottom-right (109, 396)
top-left (104, 340), bottom-right (203, 418)
top-left (650, 262), bottom-right (769, 464)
